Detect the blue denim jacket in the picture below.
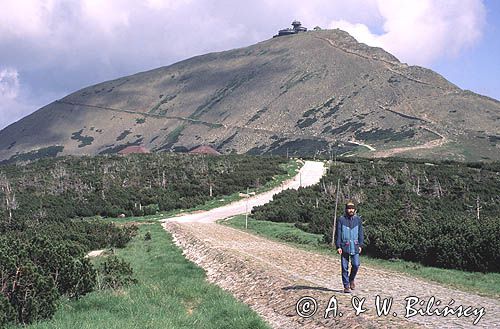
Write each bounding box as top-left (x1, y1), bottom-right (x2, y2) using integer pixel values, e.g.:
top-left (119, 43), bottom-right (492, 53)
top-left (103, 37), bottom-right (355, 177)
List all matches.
top-left (335, 214), bottom-right (364, 255)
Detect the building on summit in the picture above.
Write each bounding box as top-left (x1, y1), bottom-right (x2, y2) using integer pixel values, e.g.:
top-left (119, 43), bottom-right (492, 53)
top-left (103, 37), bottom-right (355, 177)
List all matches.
top-left (274, 20), bottom-right (307, 37)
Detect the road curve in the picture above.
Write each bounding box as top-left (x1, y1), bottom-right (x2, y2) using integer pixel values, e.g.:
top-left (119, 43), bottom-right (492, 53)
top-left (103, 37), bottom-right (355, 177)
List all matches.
top-left (161, 160), bottom-right (326, 223)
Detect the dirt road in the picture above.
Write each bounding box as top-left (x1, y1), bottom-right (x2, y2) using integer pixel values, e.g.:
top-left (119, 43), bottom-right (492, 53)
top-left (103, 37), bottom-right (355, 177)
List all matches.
top-left (161, 160), bottom-right (325, 223)
top-left (372, 130), bottom-right (447, 158)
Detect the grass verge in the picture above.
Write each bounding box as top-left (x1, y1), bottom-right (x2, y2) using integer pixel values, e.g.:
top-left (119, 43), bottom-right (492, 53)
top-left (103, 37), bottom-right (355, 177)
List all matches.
top-left (23, 222), bottom-right (270, 329)
top-left (221, 215), bottom-right (500, 299)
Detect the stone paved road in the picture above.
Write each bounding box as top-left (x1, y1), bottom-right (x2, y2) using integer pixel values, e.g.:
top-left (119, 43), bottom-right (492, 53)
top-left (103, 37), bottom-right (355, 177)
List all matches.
top-left (163, 222), bottom-right (499, 329)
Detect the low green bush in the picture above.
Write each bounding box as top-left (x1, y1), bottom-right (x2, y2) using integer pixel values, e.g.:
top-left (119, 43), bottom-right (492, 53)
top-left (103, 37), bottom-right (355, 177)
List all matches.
top-left (97, 256), bottom-right (137, 290)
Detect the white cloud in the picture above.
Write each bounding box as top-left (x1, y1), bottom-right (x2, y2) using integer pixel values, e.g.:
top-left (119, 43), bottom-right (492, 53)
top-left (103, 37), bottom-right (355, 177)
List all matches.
top-left (145, 0), bottom-right (193, 10)
top-left (329, 19), bottom-right (382, 46)
top-left (0, 68), bottom-right (35, 129)
top-left (328, 0), bottom-right (486, 65)
top-left (80, 0), bottom-right (131, 35)
top-left (0, 0), bottom-right (54, 39)
top-left (0, 68), bottom-right (20, 99)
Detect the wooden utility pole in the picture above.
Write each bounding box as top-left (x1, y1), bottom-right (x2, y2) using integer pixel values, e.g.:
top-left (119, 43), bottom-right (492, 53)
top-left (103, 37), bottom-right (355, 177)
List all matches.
top-left (245, 187), bottom-right (249, 229)
top-left (331, 178), bottom-right (340, 247)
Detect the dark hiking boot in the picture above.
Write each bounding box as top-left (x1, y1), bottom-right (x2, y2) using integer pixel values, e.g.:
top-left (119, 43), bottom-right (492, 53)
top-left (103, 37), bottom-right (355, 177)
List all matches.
top-left (350, 281), bottom-right (355, 290)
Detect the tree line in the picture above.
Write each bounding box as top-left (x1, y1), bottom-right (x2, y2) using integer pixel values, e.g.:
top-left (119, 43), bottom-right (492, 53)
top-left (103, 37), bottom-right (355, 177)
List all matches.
top-left (0, 153), bottom-right (286, 224)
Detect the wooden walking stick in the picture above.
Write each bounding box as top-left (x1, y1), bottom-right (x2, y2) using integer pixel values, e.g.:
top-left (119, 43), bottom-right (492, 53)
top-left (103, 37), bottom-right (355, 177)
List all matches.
top-left (331, 178), bottom-right (340, 247)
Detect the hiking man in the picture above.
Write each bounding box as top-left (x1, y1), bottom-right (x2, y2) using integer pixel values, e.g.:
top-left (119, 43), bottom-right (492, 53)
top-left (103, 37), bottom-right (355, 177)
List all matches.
top-left (335, 200), bottom-right (364, 293)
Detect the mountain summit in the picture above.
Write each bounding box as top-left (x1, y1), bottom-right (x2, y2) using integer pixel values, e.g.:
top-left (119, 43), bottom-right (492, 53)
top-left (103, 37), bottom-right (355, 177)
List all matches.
top-left (1, 29), bottom-right (499, 162)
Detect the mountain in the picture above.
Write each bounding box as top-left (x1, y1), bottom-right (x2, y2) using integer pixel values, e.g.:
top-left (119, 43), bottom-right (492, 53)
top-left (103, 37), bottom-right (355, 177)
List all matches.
top-left (1, 29), bottom-right (499, 162)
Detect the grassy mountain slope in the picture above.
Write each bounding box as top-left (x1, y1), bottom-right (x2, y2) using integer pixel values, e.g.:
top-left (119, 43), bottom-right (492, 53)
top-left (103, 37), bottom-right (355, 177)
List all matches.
top-left (1, 29), bottom-right (499, 162)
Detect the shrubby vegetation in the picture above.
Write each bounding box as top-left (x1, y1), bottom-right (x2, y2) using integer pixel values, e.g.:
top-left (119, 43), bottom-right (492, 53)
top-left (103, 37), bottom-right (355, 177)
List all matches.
top-left (0, 153), bottom-right (287, 325)
top-left (0, 153), bottom-right (286, 224)
top-left (0, 222), bottom-right (138, 326)
top-left (252, 157), bottom-right (500, 273)
top-left (96, 255), bottom-right (138, 290)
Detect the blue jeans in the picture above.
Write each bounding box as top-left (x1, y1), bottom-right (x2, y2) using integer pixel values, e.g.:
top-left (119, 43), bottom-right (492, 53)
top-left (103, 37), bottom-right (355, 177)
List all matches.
top-left (341, 253), bottom-right (360, 288)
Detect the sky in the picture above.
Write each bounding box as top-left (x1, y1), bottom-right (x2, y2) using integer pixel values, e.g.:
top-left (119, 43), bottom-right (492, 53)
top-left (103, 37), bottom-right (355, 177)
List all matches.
top-left (1, 0), bottom-right (499, 130)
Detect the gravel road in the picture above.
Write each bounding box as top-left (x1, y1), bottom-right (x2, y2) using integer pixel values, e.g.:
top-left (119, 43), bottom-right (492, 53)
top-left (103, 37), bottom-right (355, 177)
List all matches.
top-left (161, 160), bottom-right (325, 224)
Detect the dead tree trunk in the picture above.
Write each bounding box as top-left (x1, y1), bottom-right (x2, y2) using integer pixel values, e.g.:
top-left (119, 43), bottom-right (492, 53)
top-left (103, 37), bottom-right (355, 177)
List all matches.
top-left (0, 174), bottom-right (17, 224)
top-left (476, 196), bottom-right (482, 220)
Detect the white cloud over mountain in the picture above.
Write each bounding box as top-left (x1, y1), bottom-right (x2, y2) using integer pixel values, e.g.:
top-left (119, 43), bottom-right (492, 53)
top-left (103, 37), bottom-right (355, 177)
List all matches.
top-left (0, 67), bottom-right (37, 129)
top-left (0, 68), bottom-right (19, 99)
top-left (329, 0), bottom-right (485, 65)
top-left (0, 0), bottom-right (488, 129)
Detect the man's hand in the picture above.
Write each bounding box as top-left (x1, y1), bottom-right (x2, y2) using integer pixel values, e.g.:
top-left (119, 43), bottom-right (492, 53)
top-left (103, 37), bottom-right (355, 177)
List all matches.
top-left (358, 247), bottom-right (362, 254)
top-left (337, 248), bottom-right (342, 255)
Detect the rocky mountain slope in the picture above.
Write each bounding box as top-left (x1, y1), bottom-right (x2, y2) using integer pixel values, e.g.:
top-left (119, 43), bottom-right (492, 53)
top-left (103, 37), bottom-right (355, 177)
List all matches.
top-left (1, 29), bottom-right (499, 162)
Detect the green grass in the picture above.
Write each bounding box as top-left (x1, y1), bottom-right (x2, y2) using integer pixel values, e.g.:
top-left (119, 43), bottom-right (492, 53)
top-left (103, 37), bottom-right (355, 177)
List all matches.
top-left (221, 215), bottom-right (500, 299)
top-left (23, 223), bottom-right (270, 329)
top-left (220, 215), bottom-right (322, 245)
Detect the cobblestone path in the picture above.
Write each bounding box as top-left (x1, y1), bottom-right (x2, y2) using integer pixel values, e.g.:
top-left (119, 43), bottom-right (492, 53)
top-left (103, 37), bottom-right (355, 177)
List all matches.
top-left (163, 222), bottom-right (499, 329)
